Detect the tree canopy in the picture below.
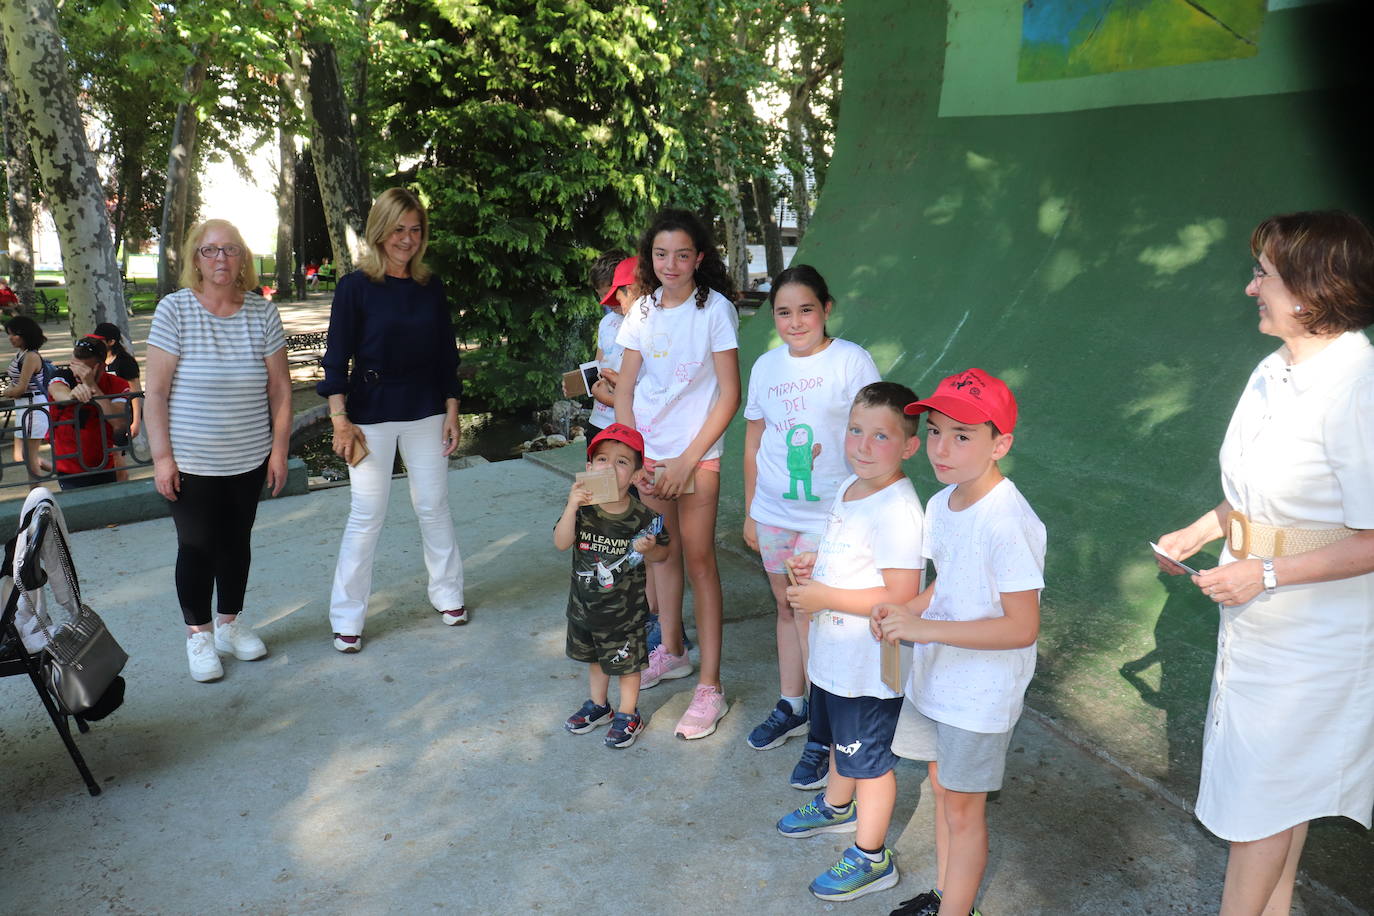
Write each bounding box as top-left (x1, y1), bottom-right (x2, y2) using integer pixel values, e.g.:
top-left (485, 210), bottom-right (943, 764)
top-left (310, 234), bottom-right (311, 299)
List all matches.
top-left (0, 0), bottom-right (842, 408)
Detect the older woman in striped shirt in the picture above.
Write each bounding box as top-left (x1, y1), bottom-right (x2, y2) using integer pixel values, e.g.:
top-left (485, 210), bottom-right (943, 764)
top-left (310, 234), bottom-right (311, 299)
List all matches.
top-left (144, 219), bottom-right (292, 683)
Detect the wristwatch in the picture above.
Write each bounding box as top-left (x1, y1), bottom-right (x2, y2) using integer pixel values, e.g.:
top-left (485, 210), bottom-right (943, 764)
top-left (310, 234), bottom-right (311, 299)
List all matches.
top-left (1261, 558), bottom-right (1278, 594)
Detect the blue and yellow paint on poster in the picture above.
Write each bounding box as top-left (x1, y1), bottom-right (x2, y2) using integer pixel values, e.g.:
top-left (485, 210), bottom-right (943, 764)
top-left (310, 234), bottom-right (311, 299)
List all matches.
top-left (1018, 0), bottom-right (1266, 81)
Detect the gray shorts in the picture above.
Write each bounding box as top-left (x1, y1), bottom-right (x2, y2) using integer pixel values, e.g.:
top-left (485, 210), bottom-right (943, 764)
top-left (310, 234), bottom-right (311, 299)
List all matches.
top-left (891, 697), bottom-right (1015, 793)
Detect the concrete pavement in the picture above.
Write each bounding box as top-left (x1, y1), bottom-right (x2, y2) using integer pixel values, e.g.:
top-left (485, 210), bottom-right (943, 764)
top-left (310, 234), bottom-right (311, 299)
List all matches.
top-left (0, 458), bottom-right (1359, 914)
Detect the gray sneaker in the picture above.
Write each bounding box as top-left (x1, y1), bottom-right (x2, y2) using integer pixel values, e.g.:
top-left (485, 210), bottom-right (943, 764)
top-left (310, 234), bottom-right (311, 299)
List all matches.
top-left (187, 632), bottom-right (224, 682)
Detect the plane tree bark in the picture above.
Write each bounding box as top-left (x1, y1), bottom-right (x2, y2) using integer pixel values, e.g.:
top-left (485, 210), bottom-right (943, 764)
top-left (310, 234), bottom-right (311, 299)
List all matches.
top-left (0, 0), bottom-right (126, 336)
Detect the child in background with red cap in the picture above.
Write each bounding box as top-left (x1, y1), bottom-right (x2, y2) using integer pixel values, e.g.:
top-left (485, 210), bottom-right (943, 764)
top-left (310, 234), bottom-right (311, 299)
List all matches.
top-left (555, 423), bottom-right (671, 748)
top-left (874, 368), bottom-right (1046, 916)
top-left (586, 252), bottom-right (638, 441)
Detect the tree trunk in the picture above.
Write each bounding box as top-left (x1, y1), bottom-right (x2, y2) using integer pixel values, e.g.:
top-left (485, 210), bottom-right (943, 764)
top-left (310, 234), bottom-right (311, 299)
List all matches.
top-left (0, 32), bottom-right (35, 312)
top-left (785, 101), bottom-right (810, 239)
top-left (274, 122), bottom-right (296, 298)
top-left (752, 174), bottom-right (784, 279)
top-left (351, 0), bottom-right (372, 190)
top-left (303, 41), bottom-right (369, 273)
top-left (157, 55), bottom-right (208, 298)
top-left (0, 0), bottom-right (125, 336)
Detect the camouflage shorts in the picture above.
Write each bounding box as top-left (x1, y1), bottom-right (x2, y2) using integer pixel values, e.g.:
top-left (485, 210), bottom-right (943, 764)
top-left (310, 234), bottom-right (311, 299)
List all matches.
top-left (567, 616), bottom-right (648, 676)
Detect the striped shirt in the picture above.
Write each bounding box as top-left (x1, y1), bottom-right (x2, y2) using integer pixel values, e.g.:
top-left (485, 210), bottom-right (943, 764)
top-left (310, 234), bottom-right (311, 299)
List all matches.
top-left (147, 288), bottom-right (285, 476)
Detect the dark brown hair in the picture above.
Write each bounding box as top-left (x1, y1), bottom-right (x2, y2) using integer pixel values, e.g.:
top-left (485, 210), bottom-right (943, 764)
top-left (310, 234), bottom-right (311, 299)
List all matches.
top-left (1251, 210), bottom-right (1374, 334)
top-left (589, 249), bottom-right (628, 294)
top-left (635, 208), bottom-right (736, 315)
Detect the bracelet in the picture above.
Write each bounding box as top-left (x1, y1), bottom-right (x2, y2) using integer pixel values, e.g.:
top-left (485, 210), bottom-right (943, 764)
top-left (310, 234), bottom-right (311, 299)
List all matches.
top-left (329, 410), bottom-right (348, 418)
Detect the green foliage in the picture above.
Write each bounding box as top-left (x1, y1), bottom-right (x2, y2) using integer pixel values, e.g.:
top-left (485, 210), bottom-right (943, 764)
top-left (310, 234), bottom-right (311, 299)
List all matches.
top-left (370, 0), bottom-right (696, 410)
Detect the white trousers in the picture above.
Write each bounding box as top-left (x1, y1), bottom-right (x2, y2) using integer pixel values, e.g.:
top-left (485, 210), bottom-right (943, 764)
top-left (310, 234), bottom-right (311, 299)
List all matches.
top-left (328, 414), bottom-right (464, 635)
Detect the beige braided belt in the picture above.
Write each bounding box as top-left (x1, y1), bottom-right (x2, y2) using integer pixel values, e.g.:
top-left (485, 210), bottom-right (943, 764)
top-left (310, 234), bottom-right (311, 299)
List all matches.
top-left (1225, 510), bottom-right (1357, 559)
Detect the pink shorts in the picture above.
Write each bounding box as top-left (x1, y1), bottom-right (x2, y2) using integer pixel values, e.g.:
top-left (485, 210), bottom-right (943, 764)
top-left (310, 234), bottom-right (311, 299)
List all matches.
top-left (755, 523), bottom-right (822, 575)
top-left (642, 456), bottom-right (721, 474)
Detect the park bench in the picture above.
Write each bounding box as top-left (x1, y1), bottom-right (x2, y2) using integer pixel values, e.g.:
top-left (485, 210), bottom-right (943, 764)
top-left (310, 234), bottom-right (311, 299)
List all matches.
top-left (36, 289), bottom-right (60, 323)
top-left (285, 331), bottom-right (328, 370)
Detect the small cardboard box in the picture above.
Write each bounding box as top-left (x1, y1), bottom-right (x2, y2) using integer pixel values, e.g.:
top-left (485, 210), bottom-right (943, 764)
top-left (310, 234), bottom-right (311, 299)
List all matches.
top-left (575, 467), bottom-right (620, 505)
top-left (652, 464), bottom-right (696, 495)
top-left (561, 360), bottom-right (600, 398)
top-left (881, 642), bottom-right (902, 693)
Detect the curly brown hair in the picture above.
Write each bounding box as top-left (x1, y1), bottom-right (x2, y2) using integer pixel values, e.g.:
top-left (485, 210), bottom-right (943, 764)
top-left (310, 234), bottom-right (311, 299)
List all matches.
top-left (635, 209), bottom-right (736, 316)
top-left (1250, 210), bottom-right (1374, 334)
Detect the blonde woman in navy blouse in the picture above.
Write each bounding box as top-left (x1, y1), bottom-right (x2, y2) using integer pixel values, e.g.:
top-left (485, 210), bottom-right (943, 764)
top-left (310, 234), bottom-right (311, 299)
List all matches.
top-left (318, 188), bottom-right (466, 653)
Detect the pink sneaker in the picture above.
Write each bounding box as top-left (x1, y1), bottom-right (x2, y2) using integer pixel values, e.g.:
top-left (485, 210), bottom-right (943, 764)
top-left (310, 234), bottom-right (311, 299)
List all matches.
top-left (675, 684), bottom-right (729, 740)
top-left (640, 644), bottom-right (692, 689)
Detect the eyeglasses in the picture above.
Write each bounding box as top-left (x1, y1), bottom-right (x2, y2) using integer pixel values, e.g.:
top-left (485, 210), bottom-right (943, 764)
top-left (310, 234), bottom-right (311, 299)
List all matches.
top-left (197, 244), bottom-right (242, 259)
top-left (1251, 263), bottom-right (1271, 282)
top-left (74, 338), bottom-right (104, 357)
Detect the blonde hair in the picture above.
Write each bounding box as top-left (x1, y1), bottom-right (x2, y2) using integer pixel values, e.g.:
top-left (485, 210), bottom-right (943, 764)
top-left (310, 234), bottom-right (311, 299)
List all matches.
top-left (358, 187), bottom-right (432, 284)
top-left (180, 219), bottom-right (258, 292)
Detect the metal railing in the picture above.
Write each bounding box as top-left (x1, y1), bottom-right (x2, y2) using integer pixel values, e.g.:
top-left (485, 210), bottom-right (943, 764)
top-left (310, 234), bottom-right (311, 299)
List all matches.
top-left (1, 391), bottom-right (149, 490)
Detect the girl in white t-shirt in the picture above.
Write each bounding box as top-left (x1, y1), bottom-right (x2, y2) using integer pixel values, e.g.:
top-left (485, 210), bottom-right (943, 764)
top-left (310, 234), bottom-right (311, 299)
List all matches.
top-left (741, 266), bottom-right (881, 776)
top-left (615, 208), bottom-right (740, 740)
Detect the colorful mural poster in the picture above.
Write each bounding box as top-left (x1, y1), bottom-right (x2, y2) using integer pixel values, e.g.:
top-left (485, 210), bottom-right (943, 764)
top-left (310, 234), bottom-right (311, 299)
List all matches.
top-left (1018, 0), bottom-right (1266, 82)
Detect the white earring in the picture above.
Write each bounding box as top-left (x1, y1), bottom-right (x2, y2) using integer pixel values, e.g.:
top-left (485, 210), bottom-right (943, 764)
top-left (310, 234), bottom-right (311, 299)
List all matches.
top-left (1294, 304), bottom-right (1303, 313)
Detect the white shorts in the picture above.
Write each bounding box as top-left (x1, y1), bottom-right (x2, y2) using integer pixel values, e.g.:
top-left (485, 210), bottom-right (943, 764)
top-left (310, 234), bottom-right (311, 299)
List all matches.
top-left (13, 393), bottom-right (50, 439)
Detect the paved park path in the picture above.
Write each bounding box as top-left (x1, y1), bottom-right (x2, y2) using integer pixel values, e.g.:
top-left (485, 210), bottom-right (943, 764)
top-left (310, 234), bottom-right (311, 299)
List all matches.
top-left (2, 456), bottom-right (1361, 914)
top-left (1, 294), bottom-right (1360, 913)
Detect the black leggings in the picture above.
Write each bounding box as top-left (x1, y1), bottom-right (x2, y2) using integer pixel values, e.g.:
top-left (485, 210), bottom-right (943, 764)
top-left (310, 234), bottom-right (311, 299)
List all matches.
top-left (167, 460), bottom-right (269, 626)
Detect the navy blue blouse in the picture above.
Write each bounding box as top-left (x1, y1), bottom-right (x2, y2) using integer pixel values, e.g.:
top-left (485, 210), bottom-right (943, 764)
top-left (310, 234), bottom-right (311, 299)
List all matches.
top-left (316, 270), bottom-right (463, 424)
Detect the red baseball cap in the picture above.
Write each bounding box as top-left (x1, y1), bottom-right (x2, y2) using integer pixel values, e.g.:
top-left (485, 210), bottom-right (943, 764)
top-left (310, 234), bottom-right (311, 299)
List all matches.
top-left (587, 422), bottom-right (644, 460)
top-left (599, 257), bottom-right (639, 306)
top-left (904, 368), bottom-right (1018, 434)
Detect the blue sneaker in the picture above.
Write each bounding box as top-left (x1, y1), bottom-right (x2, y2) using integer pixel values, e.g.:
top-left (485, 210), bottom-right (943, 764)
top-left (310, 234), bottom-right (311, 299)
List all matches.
top-left (747, 698), bottom-right (809, 750)
top-left (604, 711), bottom-right (644, 748)
top-left (790, 739), bottom-right (830, 789)
top-left (564, 699), bottom-right (613, 734)
top-left (809, 845), bottom-right (899, 902)
top-left (645, 613), bottom-right (693, 655)
top-left (776, 792), bottom-right (857, 838)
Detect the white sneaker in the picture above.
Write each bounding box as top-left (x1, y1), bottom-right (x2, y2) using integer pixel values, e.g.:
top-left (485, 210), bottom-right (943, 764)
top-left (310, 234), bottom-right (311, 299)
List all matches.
top-left (214, 619), bottom-right (267, 661)
top-left (187, 632), bottom-right (224, 682)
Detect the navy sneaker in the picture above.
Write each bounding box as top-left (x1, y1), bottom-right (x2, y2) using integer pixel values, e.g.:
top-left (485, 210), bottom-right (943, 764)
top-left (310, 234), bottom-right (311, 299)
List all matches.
top-left (604, 710), bottom-right (644, 748)
top-left (747, 698), bottom-right (809, 750)
top-left (889, 889), bottom-right (941, 916)
top-left (809, 845), bottom-right (899, 902)
top-left (790, 739), bottom-right (830, 789)
top-left (889, 890), bottom-right (982, 916)
top-left (645, 613), bottom-right (693, 655)
top-left (564, 699), bottom-right (613, 734)
top-left (777, 792), bottom-right (857, 838)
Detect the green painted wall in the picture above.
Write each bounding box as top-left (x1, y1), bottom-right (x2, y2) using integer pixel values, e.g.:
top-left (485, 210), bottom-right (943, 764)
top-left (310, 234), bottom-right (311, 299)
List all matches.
top-left (720, 0), bottom-right (1372, 903)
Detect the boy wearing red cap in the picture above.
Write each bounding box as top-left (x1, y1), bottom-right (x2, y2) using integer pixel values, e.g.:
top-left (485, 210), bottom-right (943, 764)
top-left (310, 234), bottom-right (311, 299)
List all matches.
top-left (555, 423), bottom-right (671, 748)
top-left (875, 368), bottom-right (1046, 916)
top-left (586, 253), bottom-right (639, 440)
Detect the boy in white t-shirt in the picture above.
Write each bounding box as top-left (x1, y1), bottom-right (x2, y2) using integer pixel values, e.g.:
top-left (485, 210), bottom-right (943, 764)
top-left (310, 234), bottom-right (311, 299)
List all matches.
top-left (875, 368), bottom-right (1046, 916)
top-left (586, 252), bottom-right (634, 439)
top-left (775, 381), bottom-right (925, 902)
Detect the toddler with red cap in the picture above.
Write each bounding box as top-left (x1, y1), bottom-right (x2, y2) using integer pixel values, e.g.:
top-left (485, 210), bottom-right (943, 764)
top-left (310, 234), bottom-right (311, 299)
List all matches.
top-left (554, 423), bottom-right (671, 748)
top-left (873, 368), bottom-right (1047, 916)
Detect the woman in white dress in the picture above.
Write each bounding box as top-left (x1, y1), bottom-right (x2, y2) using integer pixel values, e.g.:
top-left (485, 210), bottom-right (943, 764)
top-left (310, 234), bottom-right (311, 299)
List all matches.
top-left (1156, 210), bottom-right (1374, 915)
